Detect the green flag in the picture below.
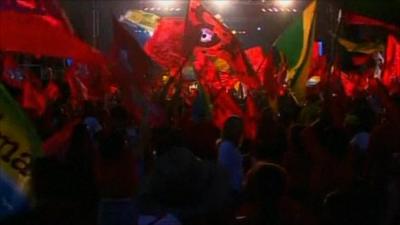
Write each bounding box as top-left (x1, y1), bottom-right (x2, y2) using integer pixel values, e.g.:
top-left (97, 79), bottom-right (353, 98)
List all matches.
top-left (274, 0), bottom-right (317, 102)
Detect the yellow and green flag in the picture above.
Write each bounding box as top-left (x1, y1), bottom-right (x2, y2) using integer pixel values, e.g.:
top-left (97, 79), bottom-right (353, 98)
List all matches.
top-left (338, 38), bottom-right (385, 55)
top-left (0, 83), bottom-right (41, 220)
top-left (274, 0), bottom-right (317, 102)
top-left (121, 10), bottom-right (160, 32)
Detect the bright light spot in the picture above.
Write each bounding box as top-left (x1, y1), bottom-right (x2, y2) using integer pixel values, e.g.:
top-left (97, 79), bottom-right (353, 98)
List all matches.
top-left (150, 7), bottom-right (155, 11)
top-left (273, 7), bottom-right (279, 12)
top-left (215, 14), bottom-right (222, 19)
top-left (144, 7), bottom-right (149, 11)
top-left (268, 8), bottom-right (273, 12)
top-left (213, 0), bottom-right (230, 9)
top-left (261, 8), bottom-right (267, 12)
top-left (292, 8), bottom-right (297, 12)
top-left (232, 30), bottom-right (237, 34)
top-left (176, 8), bottom-right (181, 11)
top-left (257, 27), bottom-right (262, 31)
top-left (275, 0), bottom-right (294, 7)
top-left (158, 0), bottom-right (175, 7)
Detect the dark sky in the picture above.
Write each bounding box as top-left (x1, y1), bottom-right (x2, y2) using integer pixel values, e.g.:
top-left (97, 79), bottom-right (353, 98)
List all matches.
top-left (60, 0), bottom-right (338, 53)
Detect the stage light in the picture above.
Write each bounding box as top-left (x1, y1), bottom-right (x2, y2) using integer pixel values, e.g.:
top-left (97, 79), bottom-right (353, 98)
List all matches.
top-left (158, 1), bottom-right (175, 7)
top-left (292, 8), bottom-right (297, 12)
top-left (275, 0), bottom-right (294, 7)
top-left (268, 8), bottom-right (273, 12)
top-left (273, 7), bottom-right (279, 12)
top-left (257, 27), bottom-right (262, 31)
top-left (261, 8), bottom-right (267, 12)
top-left (144, 7), bottom-right (149, 11)
top-left (212, 0), bottom-right (230, 10)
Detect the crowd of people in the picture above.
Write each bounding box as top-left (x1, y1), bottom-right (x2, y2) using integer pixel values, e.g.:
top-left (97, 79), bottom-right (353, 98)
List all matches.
top-left (2, 72), bottom-right (399, 225)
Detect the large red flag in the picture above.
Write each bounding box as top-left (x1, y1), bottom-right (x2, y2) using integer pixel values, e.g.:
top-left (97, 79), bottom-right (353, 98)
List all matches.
top-left (343, 11), bottom-right (400, 33)
top-left (383, 35), bottom-right (400, 94)
top-left (212, 90), bottom-right (243, 130)
top-left (144, 17), bottom-right (186, 73)
top-left (184, 0), bottom-right (259, 88)
top-left (212, 91), bottom-right (260, 140)
top-left (0, 0), bottom-right (104, 63)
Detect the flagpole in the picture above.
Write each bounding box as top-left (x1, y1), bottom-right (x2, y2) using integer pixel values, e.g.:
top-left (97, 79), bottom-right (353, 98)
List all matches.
top-left (329, 7), bottom-right (343, 74)
top-left (326, 5), bottom-right (342, 97)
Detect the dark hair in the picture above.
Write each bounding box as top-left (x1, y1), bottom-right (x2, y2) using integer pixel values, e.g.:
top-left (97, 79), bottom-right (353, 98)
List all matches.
top-left (245, 163), bottom-right (287, 204)
top-left (221, 116), bottom-right (244, 145)
top-left (244, 163), bottom-right (287, 225)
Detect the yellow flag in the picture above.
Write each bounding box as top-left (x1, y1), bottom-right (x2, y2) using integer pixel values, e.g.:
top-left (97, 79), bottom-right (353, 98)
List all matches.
top-left (0, 83), bottom-right (41, 220)
top-left (122, 10), bottom-right (160, 32)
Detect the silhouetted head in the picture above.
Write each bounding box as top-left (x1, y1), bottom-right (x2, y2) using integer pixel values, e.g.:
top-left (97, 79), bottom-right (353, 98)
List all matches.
top-left (244, 162), bottom-right (287, 206)
top-left (221, 115), bottom-right (244, 146)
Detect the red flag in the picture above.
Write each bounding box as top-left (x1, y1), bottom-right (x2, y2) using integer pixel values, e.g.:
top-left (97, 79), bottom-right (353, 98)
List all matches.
top-left (212, 90), bottom-right (243, 129)
top-left (263, 49), bottom-right (283, 98)
top-left (45, 81), bottom-right (60, 101)
top-left (0, 0), bottom-right (104, 63)
top-left (309, 42), bottom-right (328, 84)
top-left (185, 0), bottom-right (259, 88)
top-left (383, 35), bottom-right (400, 94)
top-left (351, 54), bottom-right (372, 66)
top-left (340, 71), bottom-right (368, 97)
top-left (245, 46), bottom-right (268, 85)
top-left (340, 72), bottom-right (357, 97)
top-left (343, 11), bottom-right (400, 33)
top-left (21, 79), bottom-right (47, 115)
top-left (243, 95), bottom-right (260, 140)
top-left (65, 64), bottom-right (88, 102)
top-left (43, 119), bottom-right (80, 156)
top-left (144, 17), bottom-right (186, 73)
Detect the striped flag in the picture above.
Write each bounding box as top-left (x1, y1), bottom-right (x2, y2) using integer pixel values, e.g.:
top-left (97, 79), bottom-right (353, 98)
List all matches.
top-left (0, 83), bottom-right (42, 220)
top-left (274, 0), bottom-right (317, 102)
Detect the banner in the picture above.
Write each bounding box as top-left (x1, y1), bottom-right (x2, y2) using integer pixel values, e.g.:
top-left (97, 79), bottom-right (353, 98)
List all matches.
top-left (0, 83), bottom-right (42, 220)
